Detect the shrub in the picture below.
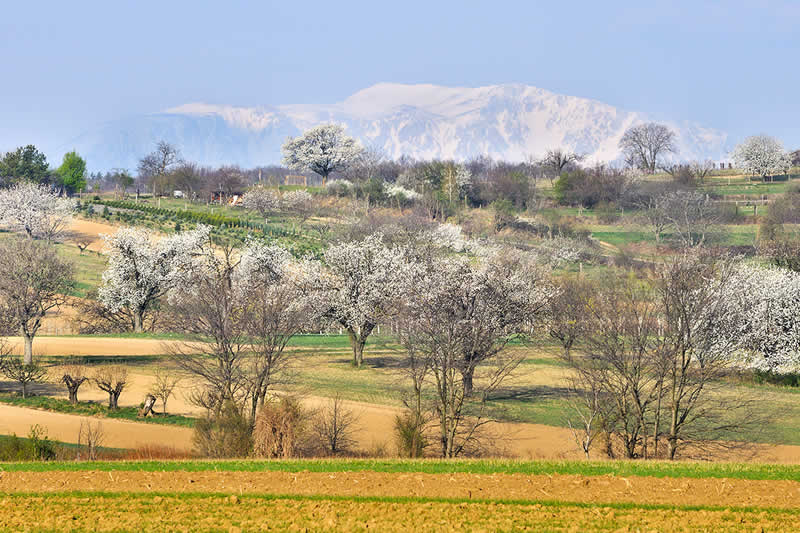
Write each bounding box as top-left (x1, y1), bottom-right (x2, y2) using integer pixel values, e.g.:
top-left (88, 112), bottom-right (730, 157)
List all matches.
top-left (0, 425), bottom-right (57, 461)
top-left (311, 394), bottom-right (359, 456)
top-left (324, 179), bottom-right (353, 197)
top-left (193, 401), bottom-right (252, 458)
top-left (394, 412), bottom-right (427, 458)
top-left (252, 396), bottom-right (308, 458)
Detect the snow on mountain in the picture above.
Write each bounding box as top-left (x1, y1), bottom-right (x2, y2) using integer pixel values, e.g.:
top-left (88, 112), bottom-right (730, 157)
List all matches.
top-left (66, 83), bottom-right (730, 171)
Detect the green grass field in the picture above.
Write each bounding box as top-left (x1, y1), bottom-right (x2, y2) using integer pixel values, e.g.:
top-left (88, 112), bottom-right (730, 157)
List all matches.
top-left (0, 457), bottom-right (798, 480)
top-left (0, 393), bottom-right (196, 428)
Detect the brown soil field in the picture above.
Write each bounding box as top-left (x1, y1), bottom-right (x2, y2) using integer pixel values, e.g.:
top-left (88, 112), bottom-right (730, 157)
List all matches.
top-left (2, 493), bottom-right (796, 532)
top-left (63, 218), bottom-right (120, 252)
top-left (1, 472), bottom-right (800, 532)
top-left (0, 404), bottom-right (193, 450)
top-left (1, 470), bottom-right (800, 509)
top-left (3, 336), bottom-right (191, 356)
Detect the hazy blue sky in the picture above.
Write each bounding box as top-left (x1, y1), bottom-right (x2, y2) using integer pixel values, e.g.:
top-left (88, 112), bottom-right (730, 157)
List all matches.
top-left (2, 0), bottom-right (798, 159)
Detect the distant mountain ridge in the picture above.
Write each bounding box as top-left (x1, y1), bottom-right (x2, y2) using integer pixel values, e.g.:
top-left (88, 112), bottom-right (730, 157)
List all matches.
top-left (66, 83), bottom-right (731, 171)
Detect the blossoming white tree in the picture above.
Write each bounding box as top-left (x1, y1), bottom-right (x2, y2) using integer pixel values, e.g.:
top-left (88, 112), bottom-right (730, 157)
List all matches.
top-left (98, 225), bottom-right (210, 332)
top-left (395, 247), bottom-right (555, 456)
top-left (722, 264), bottom-right (800, 373)
top-left (281, 190), bottom-right (314, 222)
top-left (242, 186), bottom-right (281, 221)
top-left (314, 234), bottom-right (412, 367)
top-left (0, 182), bottom-right (75, 242)
top-left (732, 135), bottom-right (792, 182)
top-left (282, 124), bottom-right (363, 186)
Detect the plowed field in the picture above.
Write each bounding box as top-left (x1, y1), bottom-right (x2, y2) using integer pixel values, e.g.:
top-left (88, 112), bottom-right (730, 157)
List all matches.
top-left (1, 464), bottom-right (799, 531)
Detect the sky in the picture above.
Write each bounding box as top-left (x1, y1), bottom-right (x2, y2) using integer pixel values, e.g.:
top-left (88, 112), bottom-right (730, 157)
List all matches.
top-left (1, 0), bottom-right (798, 161)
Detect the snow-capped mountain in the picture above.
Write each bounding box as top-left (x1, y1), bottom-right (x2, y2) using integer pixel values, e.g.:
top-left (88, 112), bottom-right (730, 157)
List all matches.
top-left (66, 83), bottom-right (731, 171)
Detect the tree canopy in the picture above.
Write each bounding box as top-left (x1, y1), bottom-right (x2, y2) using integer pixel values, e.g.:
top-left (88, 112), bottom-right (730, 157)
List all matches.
top-left (57, 151), bottom-right (87, 193)
top-left (0, 145), bottom-right (50, 186)
top-left (281, 124), bottom-right (363, 186)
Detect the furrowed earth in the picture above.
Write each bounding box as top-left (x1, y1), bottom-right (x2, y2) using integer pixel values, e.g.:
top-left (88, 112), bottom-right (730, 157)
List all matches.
top-left (1, 466), bottom-right (799, 531)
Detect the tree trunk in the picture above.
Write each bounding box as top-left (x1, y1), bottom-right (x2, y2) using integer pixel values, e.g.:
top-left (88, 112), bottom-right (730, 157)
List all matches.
top-left (108, 392), bottom-right (119, 409)
top-left (22, 334), bottom-right (33, 365)
top-left (68, 387), bottom-right (78, 404)
top-left (352, 337), bottom-right (367, 367)
top-left (462, 368), bottom-right (475, 397)
top-left (133, 309), bottom-right (144, 333)
top-left (348, 326), bottom-right (373, 367)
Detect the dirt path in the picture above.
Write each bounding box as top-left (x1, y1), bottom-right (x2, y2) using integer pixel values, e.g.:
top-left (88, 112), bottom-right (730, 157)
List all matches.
top-left (2, 337), bottom-right (194, 356)
top-left (63, 218), bottom-right (120, 252)
top-left (0, 405), bottom-right (193, 450)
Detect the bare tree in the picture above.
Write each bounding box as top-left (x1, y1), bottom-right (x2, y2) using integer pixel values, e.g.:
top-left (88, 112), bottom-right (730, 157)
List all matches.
top-left (548, 276), bottom-right (590, 358)
top-left (242, 279), bottom-right (311, 423)
top-left (75, 239), bottom-right (92, 254)
top-left (137, 141), bottom-right (182, 196)
top-left (60, 361), bottom-right (89, 404)
top-left (94, 365), bottom-right (128, 409)
top-left (169, 243), bottom-right (250, 410)
top-left (539, 148), bottom-right (585, 185)
top-left (572, 274), bottom-right (665, 459)
top-left (564, 371), bottom-right (603, 459)
top-left (393, 311), bottom-right (433, 458)
top-left (565, 255), bottom-right (762, 460)
top-left (689, 160), bottom-right (715, 184)
top-left (619, 123), bottom-right (676, 173)
top-left (312, 394), bottom-right (360, 456)
top-left (78, 419), bottom-right (104, 460)
top-left (0, 237), bottom-right (74, 364)
top-left (637, 193), bottom-right (673, 244)
top-left (2, 359), bottom-right (47, 398)
top-left (151, 367), bottom-right (180, 414)
top-left (655, 254), bottom-right (758, 459)
top-left (169, 235), bottom-right (298, 423)
top-left (660, 190), bottom-right (720, 247)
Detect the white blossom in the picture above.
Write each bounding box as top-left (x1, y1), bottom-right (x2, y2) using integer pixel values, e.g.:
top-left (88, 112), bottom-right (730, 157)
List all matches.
top-left (234, 238), bottom-right (292, 292)
top-left (281, 189), bottom-right (313, 212)
top-left (98, 225), bottom-right (210, 332)
top-left (455, 165), bottom-right (473, 196)
top-left (385, 184), bottom-right (421, 201)
top-left (722, 264), bottom-right (800, 372)
top-left (535, 236), bottom-right (588, 266)
top-left (0, 182), bottom-right (75, 241)
top-left (242, 186), bottom-right (281, 216)
top-left (426, 223), bottom-right (469, 252)
top-left (282, 124), bottom-right (364, 184)
top-left (313, 234), bottom-right (415, 366)
top-left (732, 135), bottom-right (792, 179)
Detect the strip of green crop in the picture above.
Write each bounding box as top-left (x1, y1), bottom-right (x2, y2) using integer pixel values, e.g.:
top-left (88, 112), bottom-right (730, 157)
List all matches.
top-left (1, 458), bottom-right (800, 481)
